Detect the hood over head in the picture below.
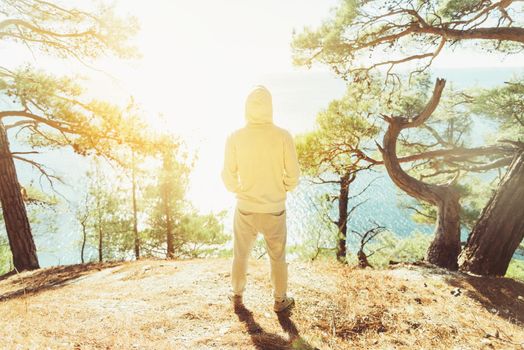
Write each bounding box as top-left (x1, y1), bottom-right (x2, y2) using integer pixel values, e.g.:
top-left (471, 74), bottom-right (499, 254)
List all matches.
top-left (245, 85), bottom-right (273, 124)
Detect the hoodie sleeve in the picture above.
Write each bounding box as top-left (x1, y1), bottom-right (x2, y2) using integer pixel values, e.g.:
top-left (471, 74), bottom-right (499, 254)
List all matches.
top-left (221, 134), bottom-right (241, 193)
top-left (283, 132), bottom-right (300, 192)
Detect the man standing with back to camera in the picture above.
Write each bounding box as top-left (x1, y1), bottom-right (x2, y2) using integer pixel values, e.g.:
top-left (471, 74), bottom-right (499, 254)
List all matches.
top-left (221, 85), bottom-right (300, 313)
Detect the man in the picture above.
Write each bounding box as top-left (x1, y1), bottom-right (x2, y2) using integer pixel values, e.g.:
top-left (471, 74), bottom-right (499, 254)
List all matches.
top-left (221, 85), bottom-right (300, 313)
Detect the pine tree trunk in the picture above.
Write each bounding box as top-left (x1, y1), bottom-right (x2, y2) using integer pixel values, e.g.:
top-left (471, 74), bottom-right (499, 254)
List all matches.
top-left (93, 162), bottom-right (104, 263)
top-left (165, 198), bottom-right (174, 259)
top-left (458, 152), bottom-right (524, 276)
top-left (0, 120), bottom-right (39, 271)
top-left (162, 152), bottom-right (175, 259)
top-left (80, 219), bottom-right (87, 264)
top-left (98, 224), bottom-right (103, 263)
top-left (131, 151), bottom-right (140, 260)
top-left (426, 192), bottom-right (461, 269)
top-left (336, 173), bottom-right (350, 262)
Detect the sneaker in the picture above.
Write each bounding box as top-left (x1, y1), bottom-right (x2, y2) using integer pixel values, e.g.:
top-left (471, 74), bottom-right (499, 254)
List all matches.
top-left (228, 294), bottom-right (243, 306)
top-left (273, 296), bottom-right (295, 313)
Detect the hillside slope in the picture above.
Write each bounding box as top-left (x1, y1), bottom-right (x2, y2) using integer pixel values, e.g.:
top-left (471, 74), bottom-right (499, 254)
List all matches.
top-left (0, 258), bottom-right (523, 349)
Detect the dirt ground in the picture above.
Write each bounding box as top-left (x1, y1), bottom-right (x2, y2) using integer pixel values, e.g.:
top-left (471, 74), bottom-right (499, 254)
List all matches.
top-left (0, 258), bottom-right (523, 349)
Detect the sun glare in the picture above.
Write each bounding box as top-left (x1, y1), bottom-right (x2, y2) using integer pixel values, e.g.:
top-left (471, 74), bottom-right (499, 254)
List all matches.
top-left (95, 0), bottom-right (336, 214)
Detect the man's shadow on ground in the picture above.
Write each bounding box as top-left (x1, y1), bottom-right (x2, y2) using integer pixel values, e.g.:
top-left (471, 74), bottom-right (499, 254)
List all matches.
top-left (234, 302), bottom-right (318, 350)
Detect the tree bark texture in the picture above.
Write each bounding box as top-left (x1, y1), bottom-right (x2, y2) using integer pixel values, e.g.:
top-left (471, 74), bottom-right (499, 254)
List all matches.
top-left (458, 152), bottom-right (524, 276)
top-left (0, 119), bottom-right (39, 271)
top-left (336, 173), bottom-right (350, 262)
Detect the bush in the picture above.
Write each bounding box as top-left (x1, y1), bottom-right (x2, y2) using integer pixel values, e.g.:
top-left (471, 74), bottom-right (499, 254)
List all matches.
top-left (0, 236), bottom-right (12, 274)
top-left (506, 259), bottom-right (524, 282)
top-left (349, 230), bottom-right (433, 268)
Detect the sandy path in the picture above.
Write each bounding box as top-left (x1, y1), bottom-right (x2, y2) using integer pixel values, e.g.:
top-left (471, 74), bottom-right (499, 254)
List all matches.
top-left (1, 258), bottom-right (523, 349)
top-left (0, 259), bottom-right (333, 349)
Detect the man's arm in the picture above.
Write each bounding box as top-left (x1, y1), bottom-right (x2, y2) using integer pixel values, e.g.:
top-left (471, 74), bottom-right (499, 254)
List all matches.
top-left (221, 134), bottom-right (241, 193)
top-left (283, 132), bottom-right (300, 191)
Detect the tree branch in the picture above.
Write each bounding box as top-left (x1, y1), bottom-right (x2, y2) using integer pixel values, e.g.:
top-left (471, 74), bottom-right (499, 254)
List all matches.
top-left (413, 25), bottom-right (524, 44)
top-left (0, 19), bottom-right (96, 38)
top-left (12, 155), bottom-right (63, 187)
top-left (380, 78), bottom-right (449, 204)
top-left (0, 110), bottom-right (77, 133)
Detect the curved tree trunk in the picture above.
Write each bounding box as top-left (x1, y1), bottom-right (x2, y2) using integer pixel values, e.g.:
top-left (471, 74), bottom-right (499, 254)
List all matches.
top-left (458, 151), bottom-right (524, 276)
top-left (380, 78), bottom-right (461, 270)
top-left (0, 120), bottom-right (39, 271)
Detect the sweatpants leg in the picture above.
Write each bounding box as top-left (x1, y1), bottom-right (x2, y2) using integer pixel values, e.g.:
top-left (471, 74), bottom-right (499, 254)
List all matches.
top-left (260, 210), bottom-right (288, 301)
top-left (231, 208), bottom-right (257, 296)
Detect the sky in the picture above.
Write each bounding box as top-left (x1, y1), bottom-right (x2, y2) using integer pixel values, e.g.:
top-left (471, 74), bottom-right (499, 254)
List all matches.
top-left (117, 0), bottom-right (343, 213)
top-left (3, 0), bottom-right (524, 215)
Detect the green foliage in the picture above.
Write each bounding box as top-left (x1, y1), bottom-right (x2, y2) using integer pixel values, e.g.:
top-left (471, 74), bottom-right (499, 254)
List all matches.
top-left (345, 232), bottom-right (524, 280)
top-left (469, 76), bottom-right (524, 141)
top-left (360, 231), bottom-right (433, 268)
top-left (295, 79), bottom-right (380, 177)
top-left (141, 147), bottom-right (191, 255)
top-left (518, 242), bottom-right (524, 256)
top-left (0, 235), bottom-right (12, 275)
top-left (292, 0), bottom-right (523, 80)
top-left (295, 74), bottom-right (468, 262)
top-left (82, 160), bottom-right (134, 262)
top-left (457, 177), bottom-right (498, 229)
top-left (23, 184), bottom-right (59, 206)
top-left (347, 230), bottom-right (524, 277)
top-left (292, 0), bottom-right (524, 275)
top-left (291, 0), bottom-right (360, 72)
top-left (0, 0), bottom-right (143, 268)
top-left (438, 0), bottom-right (487, 20)
top-left (402, 175), bottom-right (497, 231)
top-left (1, 67), bottom-right (150, 158)
top-left (407, 176), bottom-right (497, 231)
top-left (0, 0), bottom-right (139, 59)
top-left (385, 77), bottom-right (507, 230)
top-left (506, 259), bottom-right (524, 282)
top-left (0, 0), bottom-right (143, 162)
top-left (399, 198), bottom-right (436, 225)
top-left (173, 210), bottom-right (229, 258)
top-left (63, 105), bottom-right (229, 263)
top-left (387, 74), bottom-right (434, 118)
top-left (394, 78), bottom-right (473, 161)
top-left (288, 193), bottom-right (338, 261)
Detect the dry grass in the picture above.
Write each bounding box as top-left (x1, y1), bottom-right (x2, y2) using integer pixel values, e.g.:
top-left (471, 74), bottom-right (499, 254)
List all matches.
top-left (0, 258), bottom-right (523, 349)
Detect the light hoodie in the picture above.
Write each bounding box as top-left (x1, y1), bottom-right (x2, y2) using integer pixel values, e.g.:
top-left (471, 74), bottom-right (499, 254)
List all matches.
top-left (221, 85), bottom-right (300, 213)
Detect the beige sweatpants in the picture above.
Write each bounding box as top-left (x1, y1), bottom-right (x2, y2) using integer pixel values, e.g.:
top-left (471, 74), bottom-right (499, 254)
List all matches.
top-left (231, 207), bottom-right (288, 301)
